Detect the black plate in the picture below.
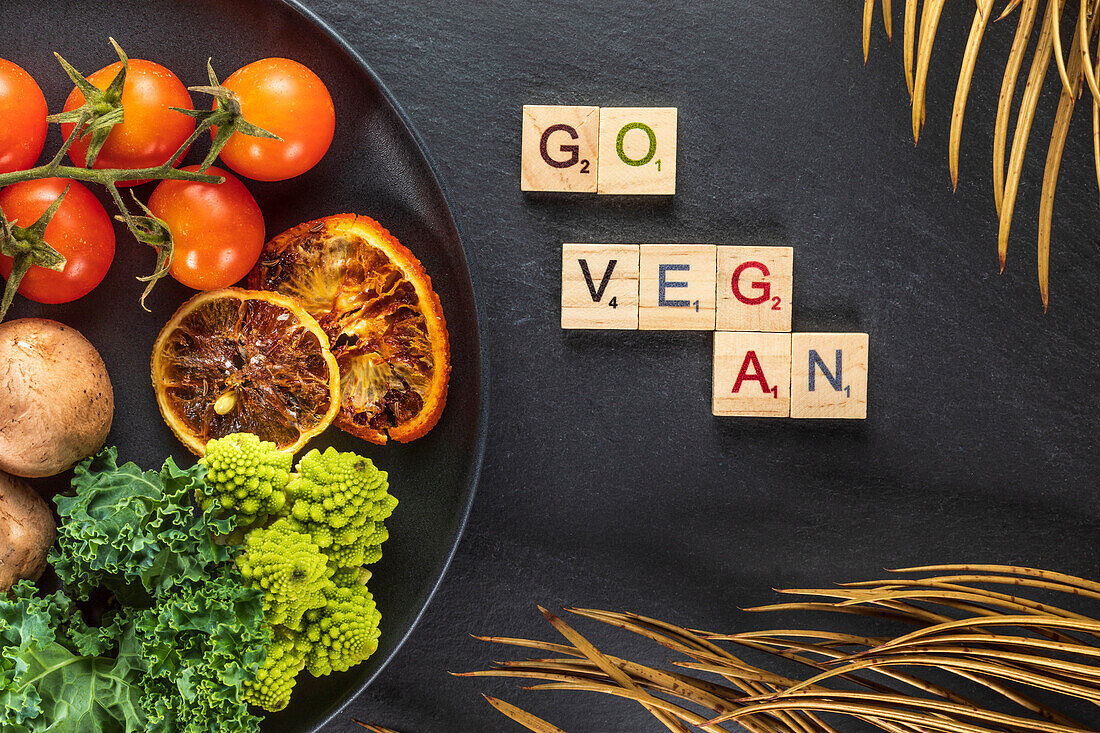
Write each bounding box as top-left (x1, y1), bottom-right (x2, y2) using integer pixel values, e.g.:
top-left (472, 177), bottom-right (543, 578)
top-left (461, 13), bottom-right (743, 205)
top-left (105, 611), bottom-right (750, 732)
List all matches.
top-left (2, 1), bottom-right (487, 730)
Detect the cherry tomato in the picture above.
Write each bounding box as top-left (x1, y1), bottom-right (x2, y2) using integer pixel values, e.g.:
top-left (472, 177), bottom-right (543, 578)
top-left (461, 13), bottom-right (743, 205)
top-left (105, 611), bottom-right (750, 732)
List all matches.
top-left (0, 59), bottom-right (48, 174)
top-left (147, 165), bottom-right (264, 290)
top-left (60, 59), bottom-right (194, 185)
top-left (216, 58), bottom-right (334, 181)
top-left (0, 179), bottom-right (115, 304)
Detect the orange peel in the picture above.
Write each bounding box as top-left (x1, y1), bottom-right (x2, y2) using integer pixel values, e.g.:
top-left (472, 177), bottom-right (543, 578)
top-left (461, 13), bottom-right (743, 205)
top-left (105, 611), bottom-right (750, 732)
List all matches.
top-left (151, 287), bottom-right (340, 455)
top-left (249, 214), bottom-right (449, 444)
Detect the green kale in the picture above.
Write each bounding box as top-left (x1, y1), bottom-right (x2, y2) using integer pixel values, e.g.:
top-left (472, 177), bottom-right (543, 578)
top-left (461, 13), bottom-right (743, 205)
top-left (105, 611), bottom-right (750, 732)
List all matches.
top-left (50, 448), bottom-right (235, 606)
top-left (1, 447), bottom-right (271, 733)
top-left (132, 567), bottom-right (267, 733)
top-left (0, 581), bottom-right (146, 732)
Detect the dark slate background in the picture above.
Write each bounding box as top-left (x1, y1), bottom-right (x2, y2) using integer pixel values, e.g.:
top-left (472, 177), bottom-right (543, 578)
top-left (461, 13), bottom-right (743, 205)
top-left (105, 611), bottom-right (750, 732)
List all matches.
top-left (318, 1), bottom-right (1095, 730)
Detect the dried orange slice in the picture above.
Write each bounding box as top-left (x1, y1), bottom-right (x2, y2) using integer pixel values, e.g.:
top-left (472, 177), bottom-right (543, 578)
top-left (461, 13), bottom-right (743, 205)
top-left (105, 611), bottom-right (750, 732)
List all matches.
top-left (248, 214), bottom-right (449, 444)
top-left (151, 288), bottom-right (341, 455)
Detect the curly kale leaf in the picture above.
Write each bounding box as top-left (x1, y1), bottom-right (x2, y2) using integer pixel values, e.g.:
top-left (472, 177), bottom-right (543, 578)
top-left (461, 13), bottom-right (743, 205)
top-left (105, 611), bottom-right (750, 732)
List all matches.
top-left (0, 581), bottom-right (146, 732)
top-left (8, 633), bottom-right (146, 733)
top-left (1, 561), bottom-right (267, 733)
top-left (133, 567), bottom-right (267, 733)
top-left (51, 448), bottom-right (235, 605)
top-left (10, 446), bottom-right (272, 733)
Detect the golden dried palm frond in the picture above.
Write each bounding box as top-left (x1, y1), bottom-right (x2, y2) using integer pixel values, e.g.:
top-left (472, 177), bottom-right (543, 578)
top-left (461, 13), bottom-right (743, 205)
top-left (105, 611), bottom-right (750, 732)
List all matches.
top-left (464, 564), bottom-right (1100, 732)
top-left (864, 0), bottom-right (1100, 310)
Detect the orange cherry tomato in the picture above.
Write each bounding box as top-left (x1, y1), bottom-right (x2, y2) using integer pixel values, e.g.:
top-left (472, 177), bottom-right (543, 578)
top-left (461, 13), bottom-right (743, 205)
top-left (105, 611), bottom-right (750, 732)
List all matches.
top-left (0, 179), bottom-right (115, 304)
top-left (0, 59), bottom-right (48, 174)
top-left (60, 59), bottom-right (194, 185)
top-left (147, 165), bottom-right (265, 290)
top-left (216, 58), bottom-right (334, 181)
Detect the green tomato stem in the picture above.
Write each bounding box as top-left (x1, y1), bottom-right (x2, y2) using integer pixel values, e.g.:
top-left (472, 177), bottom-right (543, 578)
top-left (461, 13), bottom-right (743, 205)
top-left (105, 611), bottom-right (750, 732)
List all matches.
top-left (0, 116), bottom-right (225, 191)
top-left (0, 256), bottom-right (32, 322)
top-left (43, 114), bottom-right (89, 174)
top-left (0, 163), bottom-right (223, 188)
top-left (105, 182), bottom-right (130, 224)
top-left (0, 189), bottom-right (69, 322)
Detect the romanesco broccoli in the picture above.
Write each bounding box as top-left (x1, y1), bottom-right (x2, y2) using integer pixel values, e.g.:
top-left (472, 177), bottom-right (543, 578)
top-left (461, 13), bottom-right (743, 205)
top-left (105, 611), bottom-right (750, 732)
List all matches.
top-left (284, 447), bottom-right (395, 568)
top-left (241, 629), bottom-right (308, 712)
top-left (236, 519), bottom-right (332, 631)
top-left (199, 433), bottom-right (292, 529)
top-left (330, 565), bottom-right (371, 588)
top-left (219, 438), bottom-right (398, 708)
top-left (300, 580), bottom-right (381, 677)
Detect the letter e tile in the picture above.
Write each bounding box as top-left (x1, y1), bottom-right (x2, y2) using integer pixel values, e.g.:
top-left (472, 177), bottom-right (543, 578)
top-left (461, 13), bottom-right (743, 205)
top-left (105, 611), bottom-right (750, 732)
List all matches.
top-left (638, 244), bottom-right (716, 330)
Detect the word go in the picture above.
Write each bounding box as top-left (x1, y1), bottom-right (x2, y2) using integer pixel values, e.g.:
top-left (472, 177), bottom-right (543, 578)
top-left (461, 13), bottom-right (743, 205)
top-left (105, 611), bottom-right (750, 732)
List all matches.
top-left (521, 105), bottom-right (677, 195)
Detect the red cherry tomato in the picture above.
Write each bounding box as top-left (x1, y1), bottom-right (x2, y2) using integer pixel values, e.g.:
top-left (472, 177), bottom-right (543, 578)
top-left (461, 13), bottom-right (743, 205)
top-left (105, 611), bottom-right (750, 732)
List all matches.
top-left (216, 58), bottom-right (334, 181)
top-left (60, 59), bottom-right (194, 185)
top-left (0, 59), bottom-right (48, 174)
top-left (147, 165), bottom-right (265, 290)
top-left (0, 179), bottom-right (115, 304)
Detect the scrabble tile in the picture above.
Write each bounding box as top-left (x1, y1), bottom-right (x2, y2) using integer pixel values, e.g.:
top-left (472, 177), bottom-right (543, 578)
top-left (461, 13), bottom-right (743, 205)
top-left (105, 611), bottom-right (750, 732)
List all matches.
top-left (638, 244), bottom-right (716, 330)
top-left (716, 246), bottom-right (794, 332)
top-left (713, 332), bottom-right (792, 417)
top-left (561, 244), bottom-right (639, 329)
top-left (790, 333), bottom-right (869, 419)
top-left (521, 105), bottom-right (600, 193)
top-left (597, 107), bottom-right (677, 195)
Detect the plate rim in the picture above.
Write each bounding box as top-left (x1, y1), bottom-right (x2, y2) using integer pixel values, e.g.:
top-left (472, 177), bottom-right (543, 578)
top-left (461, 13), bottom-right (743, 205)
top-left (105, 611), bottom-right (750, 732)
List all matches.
top-left (268, 1), bottom-right (490, 729)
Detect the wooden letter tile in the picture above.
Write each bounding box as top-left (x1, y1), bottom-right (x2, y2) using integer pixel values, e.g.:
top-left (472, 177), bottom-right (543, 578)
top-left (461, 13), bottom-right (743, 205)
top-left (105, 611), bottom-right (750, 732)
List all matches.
top-left (597, 107), bottom-right (677, 195)
top-left (712, 332), bottom-right (792, 417)
top-left (561, 244), bottom-right (639, 329)
top-left (521, 105), bottom-right (600, 193)
top-left (638, 244), bottom-right (716, 330)
top-left (716, 246), bottom-right (793, 332)
top-left (790, 333), bottom-right (869, 419)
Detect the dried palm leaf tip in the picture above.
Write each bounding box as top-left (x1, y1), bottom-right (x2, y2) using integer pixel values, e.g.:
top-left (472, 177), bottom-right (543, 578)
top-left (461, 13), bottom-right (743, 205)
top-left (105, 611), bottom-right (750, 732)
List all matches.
top-left (351, 721), bottom-right (402, 733)
top-left (867, 1), bottom-right (1100, 310)
top-left (465, 564), bottom-right (1100, 732)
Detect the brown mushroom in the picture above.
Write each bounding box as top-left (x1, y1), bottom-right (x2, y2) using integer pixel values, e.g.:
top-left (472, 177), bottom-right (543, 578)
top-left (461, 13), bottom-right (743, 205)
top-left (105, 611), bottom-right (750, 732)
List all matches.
top-left (0, 471), bottom-right (55, 591)
top-left (0, 318), bottom-right (114, 478)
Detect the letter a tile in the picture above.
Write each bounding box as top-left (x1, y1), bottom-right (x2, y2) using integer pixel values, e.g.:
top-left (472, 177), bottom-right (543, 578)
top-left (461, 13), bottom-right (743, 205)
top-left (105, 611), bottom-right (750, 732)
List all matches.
top-left (521, 105), bottom-right (600, 193)
top-left (716, 246), bottom-right (793, 332)
top-left (561, 244), bottom-right (639, 329)
top-left (638, 244), bottom-right (716, 330)
top-left (713, 332), bottom-right (791, 417)
top-left (790, 333), bottom-right (869, 419)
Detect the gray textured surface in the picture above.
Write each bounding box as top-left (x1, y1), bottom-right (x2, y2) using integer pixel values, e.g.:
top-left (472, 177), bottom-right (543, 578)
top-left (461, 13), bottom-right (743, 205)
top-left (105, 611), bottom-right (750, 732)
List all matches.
top-left (312, 1), bottom-right (1099, 731)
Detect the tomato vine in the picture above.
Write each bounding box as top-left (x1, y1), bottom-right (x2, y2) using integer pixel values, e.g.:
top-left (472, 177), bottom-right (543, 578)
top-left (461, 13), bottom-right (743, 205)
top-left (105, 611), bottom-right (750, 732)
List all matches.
top-left (0, 39), bottom-right (279, 321)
